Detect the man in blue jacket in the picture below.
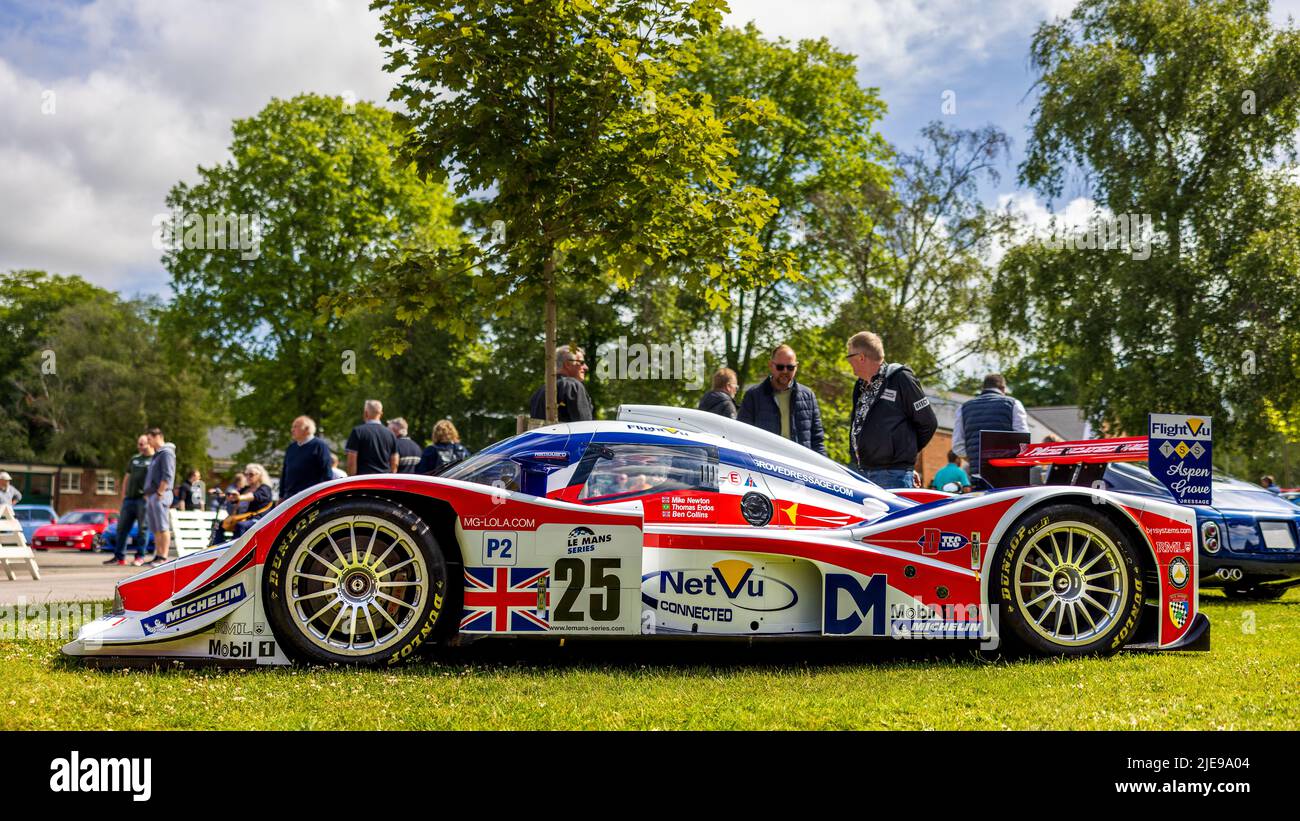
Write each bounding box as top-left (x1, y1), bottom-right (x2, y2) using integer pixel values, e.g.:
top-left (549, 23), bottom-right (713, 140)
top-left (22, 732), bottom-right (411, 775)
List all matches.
top-left (737, 344), bottom-right (827, 456)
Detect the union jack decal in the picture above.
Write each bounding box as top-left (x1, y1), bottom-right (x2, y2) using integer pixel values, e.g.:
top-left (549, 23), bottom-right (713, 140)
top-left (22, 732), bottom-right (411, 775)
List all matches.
top-left (461, 567), bottom-right (551, 633)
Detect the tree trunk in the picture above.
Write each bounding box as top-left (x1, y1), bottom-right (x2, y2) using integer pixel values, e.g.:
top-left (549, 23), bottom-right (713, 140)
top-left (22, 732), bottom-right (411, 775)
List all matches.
top-left (544, 253), bottom-right (558, 424)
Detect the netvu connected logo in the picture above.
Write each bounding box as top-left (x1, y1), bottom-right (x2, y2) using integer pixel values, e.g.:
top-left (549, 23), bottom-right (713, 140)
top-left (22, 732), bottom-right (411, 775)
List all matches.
top-left (50, 751), bottom-right (151, 802)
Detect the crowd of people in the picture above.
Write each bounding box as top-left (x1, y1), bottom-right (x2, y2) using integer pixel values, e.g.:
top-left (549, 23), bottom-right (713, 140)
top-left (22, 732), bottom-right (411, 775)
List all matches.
top-left (529, 333), bottom-right (943, 489)
top-left (96, 402), bottom-right (475, 563)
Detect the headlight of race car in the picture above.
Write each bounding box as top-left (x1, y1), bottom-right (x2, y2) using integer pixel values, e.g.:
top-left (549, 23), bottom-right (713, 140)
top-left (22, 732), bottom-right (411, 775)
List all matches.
top-left (1201, 520), bottom-right (1222, 554)
top-left (112, 585), bottom-right (124, 615)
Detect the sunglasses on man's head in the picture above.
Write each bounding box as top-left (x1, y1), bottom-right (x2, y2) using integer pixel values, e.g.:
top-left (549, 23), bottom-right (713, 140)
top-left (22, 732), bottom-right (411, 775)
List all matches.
top-left (773, 363), bottom-right (797, 371)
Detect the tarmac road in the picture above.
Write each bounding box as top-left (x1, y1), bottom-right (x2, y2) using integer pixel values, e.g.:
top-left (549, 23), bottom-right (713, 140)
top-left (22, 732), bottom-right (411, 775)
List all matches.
top-left (0, 548), bottom-right (147, 605)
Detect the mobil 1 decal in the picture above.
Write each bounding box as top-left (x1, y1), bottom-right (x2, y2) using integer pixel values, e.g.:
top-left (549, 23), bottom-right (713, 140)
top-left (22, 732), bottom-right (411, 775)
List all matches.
top-left (1148, 413), bottom-right (1212, 506)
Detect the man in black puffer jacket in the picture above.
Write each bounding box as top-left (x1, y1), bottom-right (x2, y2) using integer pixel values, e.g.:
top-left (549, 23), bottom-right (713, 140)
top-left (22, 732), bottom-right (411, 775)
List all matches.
top-left (737, 345), bottom-right (827, 456)
top-left (845, 331), bottom-right (937, 488)
top-left (698, 367), bottom-right (739, 419)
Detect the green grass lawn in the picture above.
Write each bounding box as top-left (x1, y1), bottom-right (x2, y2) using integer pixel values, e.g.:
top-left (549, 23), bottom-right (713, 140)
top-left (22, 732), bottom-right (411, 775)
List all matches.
top-left (2, 591), bottom-right (1296, 730)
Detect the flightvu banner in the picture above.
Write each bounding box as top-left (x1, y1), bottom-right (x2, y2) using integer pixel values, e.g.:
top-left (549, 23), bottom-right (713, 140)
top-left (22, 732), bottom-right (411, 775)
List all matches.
top-left (1148, 413), bottom-right (1212, 506)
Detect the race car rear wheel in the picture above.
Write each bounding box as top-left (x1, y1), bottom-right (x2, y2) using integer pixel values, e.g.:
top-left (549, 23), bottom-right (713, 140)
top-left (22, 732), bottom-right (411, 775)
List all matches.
top-left (263, 497), bottom-right (448, 666)
top-left (994, 505), bottom-right (1143, 656)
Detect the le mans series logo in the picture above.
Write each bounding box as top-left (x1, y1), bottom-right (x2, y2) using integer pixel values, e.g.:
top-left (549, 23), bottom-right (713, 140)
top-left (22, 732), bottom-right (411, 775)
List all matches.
top-left (140, 583), bottom-right (246, 635)
top-left (1148, 413), bottom-right (1212, 506)
top-left (567, 526), bottom-right (612, 554)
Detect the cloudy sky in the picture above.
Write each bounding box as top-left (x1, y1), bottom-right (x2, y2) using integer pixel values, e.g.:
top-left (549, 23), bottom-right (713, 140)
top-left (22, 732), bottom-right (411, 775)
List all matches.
top-left (3, 0), bottom-right (1299, 298)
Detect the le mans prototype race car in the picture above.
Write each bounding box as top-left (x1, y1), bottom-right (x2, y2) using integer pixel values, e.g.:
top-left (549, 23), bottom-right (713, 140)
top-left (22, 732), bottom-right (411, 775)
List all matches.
top-left (64, 406), bottom-right (1208, 666)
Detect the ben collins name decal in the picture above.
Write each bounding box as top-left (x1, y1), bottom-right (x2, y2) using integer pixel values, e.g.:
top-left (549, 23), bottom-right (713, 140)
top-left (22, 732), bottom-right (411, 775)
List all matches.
top-left (50, 751), bottom-right (152, 802)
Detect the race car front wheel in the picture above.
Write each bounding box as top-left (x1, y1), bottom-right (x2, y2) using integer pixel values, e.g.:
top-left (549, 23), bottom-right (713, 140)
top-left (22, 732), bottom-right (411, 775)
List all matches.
top-left (993, 505), bottom-right (1143, 656)
top-left (263, 496), bottom-right (448, 666)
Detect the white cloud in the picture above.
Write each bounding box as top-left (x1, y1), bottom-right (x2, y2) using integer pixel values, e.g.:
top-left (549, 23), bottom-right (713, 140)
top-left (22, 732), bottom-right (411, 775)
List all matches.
top-left (726, 0), bottom-right (1078, 88)
top-left (0, 0), bottom-right (393, 294)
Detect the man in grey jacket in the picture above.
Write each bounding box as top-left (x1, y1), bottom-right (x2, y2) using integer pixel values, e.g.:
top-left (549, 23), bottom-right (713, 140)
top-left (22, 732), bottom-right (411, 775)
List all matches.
top-left (142, 427), bottom-right (176, 565)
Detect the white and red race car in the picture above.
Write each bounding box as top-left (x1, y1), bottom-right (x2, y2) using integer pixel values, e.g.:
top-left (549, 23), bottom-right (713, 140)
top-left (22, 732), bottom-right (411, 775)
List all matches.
top-left (64, 405), bottom-right (1208, 666)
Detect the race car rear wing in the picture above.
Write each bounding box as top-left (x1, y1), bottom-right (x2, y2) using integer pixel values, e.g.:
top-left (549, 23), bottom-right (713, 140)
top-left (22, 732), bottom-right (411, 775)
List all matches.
top-left (977, 431), bottom-right (1148, 489)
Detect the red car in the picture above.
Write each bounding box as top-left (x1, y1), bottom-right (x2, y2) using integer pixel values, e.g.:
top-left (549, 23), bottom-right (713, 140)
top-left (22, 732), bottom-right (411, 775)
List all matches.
top-left (31, 509), bottom-right (118, 551)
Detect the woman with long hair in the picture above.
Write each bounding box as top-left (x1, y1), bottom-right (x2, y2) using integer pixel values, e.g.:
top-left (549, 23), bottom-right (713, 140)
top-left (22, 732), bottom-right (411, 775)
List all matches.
top-left (416, 419), bottom-right (473, 475)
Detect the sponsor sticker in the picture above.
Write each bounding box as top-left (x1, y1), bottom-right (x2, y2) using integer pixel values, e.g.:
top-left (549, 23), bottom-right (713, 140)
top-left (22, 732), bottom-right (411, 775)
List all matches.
top-left (1148, 413), bottom-right (1212, 506)
top-left (141, 583), bottom-right (246, 635)
top-left (752, 458), bottom-right (855, 499)
top-left (1168, 595), bottom-right (1189, 629)
top-left (461, 516), bottom-right (536, 529)
top-left (1167, 556), bottom-right (1190, 589)
top-left (824, 573), bottom-right (887, 635)
top-left (722, 470), bottom-right (759, 487)
top-left (917, 529), bottom-right (970, 555)
top-left (642, 559), bottom-right (798, 620)
top-left (565, 526), bottom-right (612, 554)
top-left (207, 638), bottom-right (277, 659)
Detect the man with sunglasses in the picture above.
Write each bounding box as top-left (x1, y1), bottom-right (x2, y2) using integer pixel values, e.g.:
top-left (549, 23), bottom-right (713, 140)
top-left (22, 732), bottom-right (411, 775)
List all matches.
top-left (737, 344), bottom-right (827, 455)
top-left (529, 344), bottom-right (594, 423)
top-left (845, 331), bottom-right (937, 488)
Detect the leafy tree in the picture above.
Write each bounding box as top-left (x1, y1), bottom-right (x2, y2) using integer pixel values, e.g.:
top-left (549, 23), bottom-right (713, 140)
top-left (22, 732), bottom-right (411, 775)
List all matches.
top-left (814, 122), bottom-right (1014, 381)
top-left (364, 0), bottom-right (785, 422)
top-left (0, 271), bottom-right (113, 460)
top-left (4, 292), bottom-right (214, 469)
top-left (163, 93), bottom-right (461, 455)
top-left (787, 123), bottom-right (1014, 462)
top-left (1000, 351), bottom-right (1075, 407)
top-left (999, 0), bottom-right (1300, 445)
top-left (679, 24), bottom-right (892, 384)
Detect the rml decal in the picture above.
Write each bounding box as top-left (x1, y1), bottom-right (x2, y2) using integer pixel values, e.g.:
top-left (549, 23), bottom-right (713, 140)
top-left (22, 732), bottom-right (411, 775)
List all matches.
top-left (824, 573), bottom-right (887, 635)
top-left (141, 583), bottom-right (246, 635)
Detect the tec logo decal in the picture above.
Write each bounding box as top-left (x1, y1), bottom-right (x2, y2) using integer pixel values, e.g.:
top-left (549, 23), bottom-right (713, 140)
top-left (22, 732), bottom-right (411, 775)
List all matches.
top-left (917, 529), bottom-right (970, 555)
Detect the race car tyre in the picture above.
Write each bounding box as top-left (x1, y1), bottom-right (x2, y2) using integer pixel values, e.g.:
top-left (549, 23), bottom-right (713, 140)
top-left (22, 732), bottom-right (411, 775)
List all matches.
top-left (263, 496), bottom-right (449, 666)
top-left (993, 505), bottom-right (1144, 656)
top-left (1223, 585), bottom-right (1288, 601)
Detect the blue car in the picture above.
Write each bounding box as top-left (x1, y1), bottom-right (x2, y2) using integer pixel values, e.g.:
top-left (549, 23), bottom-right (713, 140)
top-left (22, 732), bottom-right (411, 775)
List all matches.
top-left (1104, 463), bottom-right (1300, 600)
top-left (97, 519), bottom-right (155, 552)
top-left (11, 504), bottom-right (57, 544)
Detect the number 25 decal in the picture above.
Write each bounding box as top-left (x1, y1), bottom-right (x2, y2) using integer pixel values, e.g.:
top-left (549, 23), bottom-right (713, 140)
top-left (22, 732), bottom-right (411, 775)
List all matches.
top-left (553, 558), bottom-right (621, 622)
